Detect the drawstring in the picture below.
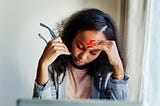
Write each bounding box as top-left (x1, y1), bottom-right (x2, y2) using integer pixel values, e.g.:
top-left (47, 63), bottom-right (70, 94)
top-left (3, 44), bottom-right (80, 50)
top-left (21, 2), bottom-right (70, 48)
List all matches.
top-left (98, 77), bottom-right (102, 98)
top-left (51, 68), bottom-right (59, 99)
top-left (98, 76), bottom-right (107, 99)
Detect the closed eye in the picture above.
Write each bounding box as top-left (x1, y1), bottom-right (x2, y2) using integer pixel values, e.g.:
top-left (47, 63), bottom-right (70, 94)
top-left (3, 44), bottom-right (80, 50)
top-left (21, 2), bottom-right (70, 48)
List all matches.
top-left (90, 49), bottom-right (101, 55)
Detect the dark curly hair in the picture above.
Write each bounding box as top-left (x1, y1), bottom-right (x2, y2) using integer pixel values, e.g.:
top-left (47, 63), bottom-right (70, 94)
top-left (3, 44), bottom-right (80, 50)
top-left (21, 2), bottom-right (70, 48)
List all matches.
top-left (51, 8), bottom-right (124, 84)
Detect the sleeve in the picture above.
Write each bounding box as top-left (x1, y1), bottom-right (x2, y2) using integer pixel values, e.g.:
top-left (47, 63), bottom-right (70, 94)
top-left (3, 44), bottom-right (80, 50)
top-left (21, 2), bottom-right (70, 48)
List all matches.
top-left (32, 65), bottom-right (57, 99)
top-left (104, 73), bottom-right (130, 101)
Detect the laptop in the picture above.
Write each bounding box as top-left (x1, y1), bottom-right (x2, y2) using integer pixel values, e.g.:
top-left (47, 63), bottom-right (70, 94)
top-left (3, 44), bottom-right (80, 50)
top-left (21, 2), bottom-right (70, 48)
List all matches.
top-left (17, 99), bottom-right (141, 106)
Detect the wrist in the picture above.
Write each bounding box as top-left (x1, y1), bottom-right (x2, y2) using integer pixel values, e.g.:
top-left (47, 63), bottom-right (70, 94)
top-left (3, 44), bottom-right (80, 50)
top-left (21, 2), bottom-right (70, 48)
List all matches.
top-left (38, 59), bottom-right (49, 71)
top-left (113, 62), bottom-right (124, 71)
top-left (36, 59), bottom-right (49, 85)
top-left (112, 73), bottom-right (124, 80)
top-left (112, 63), bottom-right (124, 80)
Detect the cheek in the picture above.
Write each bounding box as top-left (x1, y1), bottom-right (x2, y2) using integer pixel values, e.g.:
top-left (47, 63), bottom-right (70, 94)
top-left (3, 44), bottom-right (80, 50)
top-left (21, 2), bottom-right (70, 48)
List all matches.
top-left (71, 44), bottom-right (79, 57)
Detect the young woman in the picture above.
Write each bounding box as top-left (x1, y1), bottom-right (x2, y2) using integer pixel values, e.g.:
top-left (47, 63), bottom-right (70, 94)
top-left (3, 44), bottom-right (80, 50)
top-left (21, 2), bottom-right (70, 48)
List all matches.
top-left (33, 8), bottom-right (130, 100)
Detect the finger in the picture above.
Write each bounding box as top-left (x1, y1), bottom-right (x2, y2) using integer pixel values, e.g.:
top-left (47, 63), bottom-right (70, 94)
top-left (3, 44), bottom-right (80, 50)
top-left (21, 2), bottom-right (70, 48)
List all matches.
top-left (99, 40), bottom-right (114, 46)
top-left (49, 42), bottom-right (65, 48)
top-left (49, 43), bottom-right (71, 53)
top-left (87, 42), bottom-right (111, 55)
top-left (55, 48), bottom-right (71, 55)
top-left (98, 40), bottom-right (116, 50)
top-left (50, 42), bottom-right (70, 52)
top-left (97, 44), bottom-right (110, 51)
top-left (86, 40), bottom-right (112, 49)
top-left (87, 41), bottom-right (111, 50)
top-left (48, 36), bottom-right (62, 43)
top-left (47, 41), bottom-right (66, 48)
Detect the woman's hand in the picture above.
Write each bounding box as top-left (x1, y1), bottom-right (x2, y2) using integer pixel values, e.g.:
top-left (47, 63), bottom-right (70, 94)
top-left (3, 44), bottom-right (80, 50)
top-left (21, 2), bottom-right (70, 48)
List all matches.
top-left (91, 40), bottom-right (124, 80)
top-left (39, 36), bottom-right (71, 66)
top-left (36, 37), bottom-right (71, 85)
top-left (98, 40), bottom-right (122, 66)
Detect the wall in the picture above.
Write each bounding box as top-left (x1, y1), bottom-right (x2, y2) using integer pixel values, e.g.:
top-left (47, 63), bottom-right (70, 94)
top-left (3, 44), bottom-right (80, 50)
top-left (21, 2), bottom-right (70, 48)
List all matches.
top-left (0, 0), bottom-right (121, 106)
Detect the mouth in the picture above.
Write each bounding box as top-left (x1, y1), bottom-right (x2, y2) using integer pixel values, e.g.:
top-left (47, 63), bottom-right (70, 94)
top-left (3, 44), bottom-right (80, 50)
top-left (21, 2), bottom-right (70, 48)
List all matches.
top-left (70, 57), bottom-right (89, 70)
top-left (74, 58), bottom-right (85, 66)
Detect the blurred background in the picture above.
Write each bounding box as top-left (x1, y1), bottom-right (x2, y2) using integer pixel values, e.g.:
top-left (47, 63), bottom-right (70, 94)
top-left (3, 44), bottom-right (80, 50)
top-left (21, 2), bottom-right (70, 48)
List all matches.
top-left (0, 0), bottom-right (160, 106)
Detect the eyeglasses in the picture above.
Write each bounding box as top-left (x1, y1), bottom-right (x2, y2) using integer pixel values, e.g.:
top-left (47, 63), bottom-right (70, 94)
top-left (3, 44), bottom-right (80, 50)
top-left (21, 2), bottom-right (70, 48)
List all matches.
top-left (38, 23), bottom-right (56, 44)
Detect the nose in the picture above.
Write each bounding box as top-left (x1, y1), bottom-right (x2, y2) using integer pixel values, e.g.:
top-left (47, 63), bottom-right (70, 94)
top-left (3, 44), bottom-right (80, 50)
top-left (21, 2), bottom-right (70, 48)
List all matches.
top-left (79, 51), bottom-right (89, 62)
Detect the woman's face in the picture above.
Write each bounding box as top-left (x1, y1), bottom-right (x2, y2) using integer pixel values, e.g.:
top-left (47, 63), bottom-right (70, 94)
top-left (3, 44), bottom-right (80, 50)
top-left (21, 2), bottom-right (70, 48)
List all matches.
top-left (71, 30), bottom-right (107, 67)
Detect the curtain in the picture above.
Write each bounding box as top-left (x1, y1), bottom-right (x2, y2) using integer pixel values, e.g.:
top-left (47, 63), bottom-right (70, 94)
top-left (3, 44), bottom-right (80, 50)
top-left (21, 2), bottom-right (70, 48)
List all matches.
top-left (124, 0), bottom-right (160, 105)
top-left (123, 0), bottom-right (147, 101)
top-left (140, 0), bottom-right (160, 106)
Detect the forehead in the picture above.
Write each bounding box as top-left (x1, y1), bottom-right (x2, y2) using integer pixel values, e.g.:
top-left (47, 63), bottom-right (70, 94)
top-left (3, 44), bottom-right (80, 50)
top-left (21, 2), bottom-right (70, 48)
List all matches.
top-left (75, 30), bottom-right (107, 43)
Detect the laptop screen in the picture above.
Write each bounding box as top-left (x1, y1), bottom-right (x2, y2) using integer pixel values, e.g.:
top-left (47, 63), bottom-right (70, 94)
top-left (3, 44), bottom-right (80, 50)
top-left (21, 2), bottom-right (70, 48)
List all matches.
top-left (17, 99), bottom-right (141, 106)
